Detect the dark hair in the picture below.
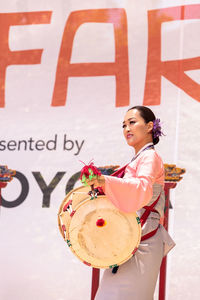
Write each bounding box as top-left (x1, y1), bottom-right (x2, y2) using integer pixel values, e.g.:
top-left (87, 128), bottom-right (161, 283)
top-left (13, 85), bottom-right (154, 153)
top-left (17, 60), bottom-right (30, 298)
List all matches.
top-left (128, 105), bottom-right (159, 145)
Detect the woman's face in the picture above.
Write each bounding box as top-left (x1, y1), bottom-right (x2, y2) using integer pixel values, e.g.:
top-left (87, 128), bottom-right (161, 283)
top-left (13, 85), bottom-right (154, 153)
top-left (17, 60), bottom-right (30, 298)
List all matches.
top-left (123, 109), bottom-right (153, 150)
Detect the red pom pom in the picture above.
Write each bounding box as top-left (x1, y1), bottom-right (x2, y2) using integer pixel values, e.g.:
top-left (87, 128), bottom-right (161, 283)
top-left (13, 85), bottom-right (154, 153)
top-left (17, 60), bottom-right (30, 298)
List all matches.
top-left (96, 218), bottom-right (106, 227)
top-left (80, 162), bottom-right (101, 180)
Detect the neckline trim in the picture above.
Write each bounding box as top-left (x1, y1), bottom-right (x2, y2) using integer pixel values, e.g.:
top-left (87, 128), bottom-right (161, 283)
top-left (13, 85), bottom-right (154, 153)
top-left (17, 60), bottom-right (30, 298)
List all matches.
top-left (131, 143), bottom-right (154, 162)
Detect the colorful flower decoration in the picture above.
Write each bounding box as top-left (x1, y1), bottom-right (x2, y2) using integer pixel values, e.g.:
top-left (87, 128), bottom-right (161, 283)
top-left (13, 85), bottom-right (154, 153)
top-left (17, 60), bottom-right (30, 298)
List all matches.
top-left (80, 161), bottom-right (101, 186)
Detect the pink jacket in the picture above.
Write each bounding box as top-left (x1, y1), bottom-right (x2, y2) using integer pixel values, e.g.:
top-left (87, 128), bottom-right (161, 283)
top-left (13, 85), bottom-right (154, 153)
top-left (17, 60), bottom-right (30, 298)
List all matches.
top-left (104, 149), bottom-right (164, 213)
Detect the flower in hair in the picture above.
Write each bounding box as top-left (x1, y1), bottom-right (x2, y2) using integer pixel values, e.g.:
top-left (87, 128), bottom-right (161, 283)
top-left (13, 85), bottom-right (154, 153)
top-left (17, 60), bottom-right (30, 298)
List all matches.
top-left (152, 118), bottom-right (164, 139)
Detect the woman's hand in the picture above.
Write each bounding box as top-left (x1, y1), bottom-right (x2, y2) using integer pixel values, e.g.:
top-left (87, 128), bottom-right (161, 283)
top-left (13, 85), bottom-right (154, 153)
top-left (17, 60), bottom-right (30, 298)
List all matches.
top-left (86, 175), bottom-right (105, 188)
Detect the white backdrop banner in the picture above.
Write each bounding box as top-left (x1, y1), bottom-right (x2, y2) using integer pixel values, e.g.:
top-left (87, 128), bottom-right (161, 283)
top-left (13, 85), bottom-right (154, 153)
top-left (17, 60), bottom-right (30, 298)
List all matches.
top-left (0, 1), bottom-right (200, 299)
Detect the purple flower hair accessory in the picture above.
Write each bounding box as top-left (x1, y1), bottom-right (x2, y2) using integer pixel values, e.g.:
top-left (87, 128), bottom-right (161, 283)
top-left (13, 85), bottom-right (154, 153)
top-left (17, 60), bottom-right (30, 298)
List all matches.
top-left (152, 118), bottom-right (164, 139)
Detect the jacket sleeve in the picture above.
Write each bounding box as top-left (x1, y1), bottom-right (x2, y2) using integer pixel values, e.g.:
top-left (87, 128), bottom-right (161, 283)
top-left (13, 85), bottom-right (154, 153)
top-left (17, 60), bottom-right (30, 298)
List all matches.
top-left (104, 151), bottom-right (164, 213)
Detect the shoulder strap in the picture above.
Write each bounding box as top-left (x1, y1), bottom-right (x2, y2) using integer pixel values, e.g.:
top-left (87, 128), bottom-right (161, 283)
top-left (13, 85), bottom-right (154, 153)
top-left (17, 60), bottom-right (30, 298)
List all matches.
top-left (95, 164), bottom-right (128, 195)
top-left (111, 164), bottom-right (128, 178)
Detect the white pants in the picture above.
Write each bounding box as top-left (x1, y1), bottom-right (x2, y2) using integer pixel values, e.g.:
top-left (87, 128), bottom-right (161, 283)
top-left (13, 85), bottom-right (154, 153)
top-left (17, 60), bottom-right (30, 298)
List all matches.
top-left (95, 227), bottom-right (164, 300)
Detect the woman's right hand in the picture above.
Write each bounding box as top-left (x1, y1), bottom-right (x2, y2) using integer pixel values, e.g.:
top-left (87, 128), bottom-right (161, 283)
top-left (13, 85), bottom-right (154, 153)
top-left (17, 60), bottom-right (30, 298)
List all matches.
top-left (86, 175), bottom-right (105, 189)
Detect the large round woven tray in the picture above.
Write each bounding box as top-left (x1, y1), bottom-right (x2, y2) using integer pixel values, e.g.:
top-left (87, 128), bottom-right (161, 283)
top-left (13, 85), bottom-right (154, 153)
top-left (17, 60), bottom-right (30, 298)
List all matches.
top-left (58, 185), bottom-right (141, 269)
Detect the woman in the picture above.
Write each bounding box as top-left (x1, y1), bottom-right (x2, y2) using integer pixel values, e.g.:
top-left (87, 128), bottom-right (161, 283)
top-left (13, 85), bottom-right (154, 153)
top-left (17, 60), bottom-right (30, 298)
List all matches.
top-left (87, 106), bottom-right (175, 300)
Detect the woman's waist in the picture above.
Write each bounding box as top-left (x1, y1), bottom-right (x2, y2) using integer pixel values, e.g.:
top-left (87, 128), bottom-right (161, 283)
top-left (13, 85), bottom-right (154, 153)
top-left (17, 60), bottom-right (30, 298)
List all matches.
top-left (140, 216), bottom-right (160, 237)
